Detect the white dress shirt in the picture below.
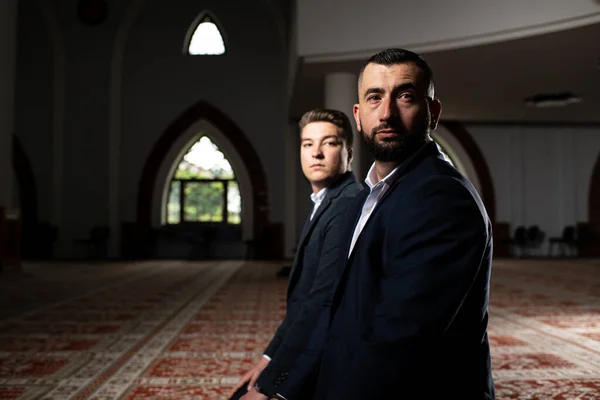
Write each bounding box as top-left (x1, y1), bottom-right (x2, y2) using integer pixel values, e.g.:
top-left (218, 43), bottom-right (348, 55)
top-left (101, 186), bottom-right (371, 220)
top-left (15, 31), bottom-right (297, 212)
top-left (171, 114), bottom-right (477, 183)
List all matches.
top-left (309, 187), bottom-right (328, 220)
top-left (348, 162), bottom-right (402, 257)
top-left (347, 140), bottom-right (434, 257)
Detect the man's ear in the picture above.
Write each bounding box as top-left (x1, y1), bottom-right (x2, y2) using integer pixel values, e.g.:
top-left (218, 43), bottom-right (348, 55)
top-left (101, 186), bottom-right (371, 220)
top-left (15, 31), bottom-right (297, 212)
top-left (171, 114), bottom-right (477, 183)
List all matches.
top-left (428, 98), bottom-right (442, 130)
top-left (353, 104), bottom-right (361, 132)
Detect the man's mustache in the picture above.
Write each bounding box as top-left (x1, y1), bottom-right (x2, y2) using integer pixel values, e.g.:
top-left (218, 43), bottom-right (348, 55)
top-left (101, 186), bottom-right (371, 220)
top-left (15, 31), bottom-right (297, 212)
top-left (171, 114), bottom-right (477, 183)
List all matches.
top-left (371, 121), bottom-right (406, 136)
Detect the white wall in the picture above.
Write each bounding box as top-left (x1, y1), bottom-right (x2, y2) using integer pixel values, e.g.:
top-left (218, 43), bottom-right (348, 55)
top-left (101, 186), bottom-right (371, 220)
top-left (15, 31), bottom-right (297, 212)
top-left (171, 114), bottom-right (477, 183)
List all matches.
top-left (297, 0), bottom-right (600, 61)
top-left (468, 124), bottom-right (600, 252)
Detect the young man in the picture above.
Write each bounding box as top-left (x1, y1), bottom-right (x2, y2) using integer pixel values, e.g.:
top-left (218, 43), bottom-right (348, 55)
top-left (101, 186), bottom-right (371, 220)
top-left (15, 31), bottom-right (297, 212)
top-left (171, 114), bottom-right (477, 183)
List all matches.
top-left (229, 108), bottom-right (363, 400)
top-left (314, 48), bottom-right (495, 399)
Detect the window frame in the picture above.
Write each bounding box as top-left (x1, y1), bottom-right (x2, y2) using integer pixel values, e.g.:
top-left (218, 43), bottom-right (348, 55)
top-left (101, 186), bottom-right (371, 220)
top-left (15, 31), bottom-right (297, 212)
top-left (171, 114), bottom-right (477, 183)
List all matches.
top-left (166, 135), bottom-right (241, 225)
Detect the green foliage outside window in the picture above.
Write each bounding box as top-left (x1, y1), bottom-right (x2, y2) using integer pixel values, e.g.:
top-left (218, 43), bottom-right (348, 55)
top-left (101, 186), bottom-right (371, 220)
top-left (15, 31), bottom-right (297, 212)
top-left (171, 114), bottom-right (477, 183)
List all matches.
top-left (166, 136), bottom-right (241, 225)
top-left (184, 181), bottom-right (224, 222)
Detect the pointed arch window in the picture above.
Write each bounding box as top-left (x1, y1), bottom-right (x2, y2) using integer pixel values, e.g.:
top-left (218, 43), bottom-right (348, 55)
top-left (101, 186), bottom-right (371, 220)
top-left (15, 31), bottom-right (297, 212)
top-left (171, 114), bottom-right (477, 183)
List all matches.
top-left (167, 136), bottom-right (241, 224)
top-left (186, 13), bottom-right (226, 55)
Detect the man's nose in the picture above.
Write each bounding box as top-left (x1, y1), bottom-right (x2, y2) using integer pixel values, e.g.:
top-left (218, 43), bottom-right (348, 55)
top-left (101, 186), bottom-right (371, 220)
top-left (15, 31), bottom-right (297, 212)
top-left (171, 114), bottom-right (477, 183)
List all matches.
top-left (379, 96), bottom-right (399, 121)
top-left (312, 146), bottom-right (324, 158)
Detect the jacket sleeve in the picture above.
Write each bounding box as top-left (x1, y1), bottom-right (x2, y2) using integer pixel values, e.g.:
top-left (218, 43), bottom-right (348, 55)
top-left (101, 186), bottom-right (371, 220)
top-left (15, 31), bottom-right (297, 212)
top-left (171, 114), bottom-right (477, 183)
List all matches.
top-left (263, 313), bottom-right (291, 359)
top-left (340, 175), bottom-right (490, 398)
top-left (257, 197), bottom-right (354, 398)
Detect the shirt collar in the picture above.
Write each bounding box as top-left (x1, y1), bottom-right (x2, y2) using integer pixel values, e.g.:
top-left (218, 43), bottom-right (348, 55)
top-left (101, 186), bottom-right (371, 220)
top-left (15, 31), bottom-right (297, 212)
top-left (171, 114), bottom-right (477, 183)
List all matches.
top-left (310, 187), bottom-right (328, 204)
top-left (364, 141), bottom-right (432, 190)
top-left (364, 162), bottom-right (401, 190)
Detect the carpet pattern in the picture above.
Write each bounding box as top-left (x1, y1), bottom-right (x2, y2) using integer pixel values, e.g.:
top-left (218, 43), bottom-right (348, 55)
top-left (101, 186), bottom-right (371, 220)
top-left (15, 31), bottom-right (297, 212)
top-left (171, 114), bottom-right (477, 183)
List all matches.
top-left (0, 261), bottom-right (244, 399)
top-left (489, 260), bottom-right (600, 399)
top-left (0, 259), bottom-right (598, 399)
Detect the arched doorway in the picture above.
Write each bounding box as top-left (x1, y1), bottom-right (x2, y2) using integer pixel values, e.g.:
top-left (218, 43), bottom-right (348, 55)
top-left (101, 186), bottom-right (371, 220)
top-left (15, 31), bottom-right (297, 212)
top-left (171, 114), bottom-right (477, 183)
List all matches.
top-left (163, 136), bottom-right (241, 226)
top-left (438, 121), bottom-right (496, 224)
top-left (432, 129), bottom-right (482, 196)
top-left (154, 121), bottom-right (252, 239)
top-left (137, 101), bottom-right (269, 258)
top-left (435, 122), bottom-right (507, 256)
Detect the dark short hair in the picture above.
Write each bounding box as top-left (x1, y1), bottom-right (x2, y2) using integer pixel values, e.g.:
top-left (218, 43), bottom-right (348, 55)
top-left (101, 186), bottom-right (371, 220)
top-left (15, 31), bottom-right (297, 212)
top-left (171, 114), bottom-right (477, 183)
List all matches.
top-left (358, 48), bottom-right (435, 98)
top-left (298, 108), bottom-right (354, 148)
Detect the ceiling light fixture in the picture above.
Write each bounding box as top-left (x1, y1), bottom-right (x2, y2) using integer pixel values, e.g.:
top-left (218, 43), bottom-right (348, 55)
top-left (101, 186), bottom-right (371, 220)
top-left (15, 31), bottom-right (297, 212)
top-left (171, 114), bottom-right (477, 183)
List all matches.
top-left (524, 92), bottom-right (582, 108)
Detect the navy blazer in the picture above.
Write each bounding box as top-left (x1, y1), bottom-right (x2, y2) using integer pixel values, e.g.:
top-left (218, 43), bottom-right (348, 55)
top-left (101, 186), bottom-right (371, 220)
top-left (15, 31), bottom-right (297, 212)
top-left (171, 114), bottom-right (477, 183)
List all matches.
top-left (257, 171), bottom-right (363, 398)
top-left (315, 142), bottom-right (495, 399)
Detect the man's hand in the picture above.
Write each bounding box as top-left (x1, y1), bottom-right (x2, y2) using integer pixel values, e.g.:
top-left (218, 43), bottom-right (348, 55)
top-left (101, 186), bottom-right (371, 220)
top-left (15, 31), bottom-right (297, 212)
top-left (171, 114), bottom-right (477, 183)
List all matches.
top-left (239, 387), bottom-right (268, 400)
top-left (227, 357), bottom-right (270, 399)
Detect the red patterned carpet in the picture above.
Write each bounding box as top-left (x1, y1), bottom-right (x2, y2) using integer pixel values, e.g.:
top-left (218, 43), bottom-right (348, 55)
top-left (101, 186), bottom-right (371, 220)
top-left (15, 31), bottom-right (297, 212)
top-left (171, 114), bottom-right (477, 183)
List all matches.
top-left (488, 260), bottom-right (600, 399)
top-left (0, 259), bottom-right (598, 399)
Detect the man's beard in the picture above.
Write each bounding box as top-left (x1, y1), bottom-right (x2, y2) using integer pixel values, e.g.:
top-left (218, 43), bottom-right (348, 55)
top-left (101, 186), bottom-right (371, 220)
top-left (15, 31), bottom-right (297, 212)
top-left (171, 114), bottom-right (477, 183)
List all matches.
top-left (361, 120), bottom-right (430, 163)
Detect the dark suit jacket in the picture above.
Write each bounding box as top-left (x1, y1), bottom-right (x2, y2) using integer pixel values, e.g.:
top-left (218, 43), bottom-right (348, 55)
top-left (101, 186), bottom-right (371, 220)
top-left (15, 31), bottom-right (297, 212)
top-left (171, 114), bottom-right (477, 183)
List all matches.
top-left (315, 142), bottom-right (495, 399)
top-left (257, 171), bottom-right (362, 399)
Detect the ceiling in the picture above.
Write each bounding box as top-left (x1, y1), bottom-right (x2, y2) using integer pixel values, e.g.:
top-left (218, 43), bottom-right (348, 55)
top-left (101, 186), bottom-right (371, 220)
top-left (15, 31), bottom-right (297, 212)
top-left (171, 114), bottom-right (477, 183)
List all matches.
top-left (291, 22), bottom-right (600, 124)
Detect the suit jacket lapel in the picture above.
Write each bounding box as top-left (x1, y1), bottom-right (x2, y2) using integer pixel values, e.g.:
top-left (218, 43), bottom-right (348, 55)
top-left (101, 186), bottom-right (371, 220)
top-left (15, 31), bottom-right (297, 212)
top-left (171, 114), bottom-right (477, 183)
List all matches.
top-left (297, 171), bottom-right (358, 257)
top-left (343, 141), bottom-right (440, 263)
top-left (342, 188), bottom-right (369, 263)
top-left (288, 173), bottom-right (360, 295)
top-left (297, 213), bottom-right (313, 249)
top-left (287, 213), bottom-right (312, 292)
top-left (344, 180), bottom-right (401, 263)
top-left (287, 197), bottom-right (332, 290)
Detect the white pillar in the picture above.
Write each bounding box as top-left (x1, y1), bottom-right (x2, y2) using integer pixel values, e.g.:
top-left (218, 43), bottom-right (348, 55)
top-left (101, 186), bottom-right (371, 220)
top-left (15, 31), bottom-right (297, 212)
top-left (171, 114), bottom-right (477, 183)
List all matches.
top-left (324, 72), bottom-right (363, 181)
top-left (0, 0), bottom-right (18, 211)
top-left (284, 121), bottom-right (299, 259)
